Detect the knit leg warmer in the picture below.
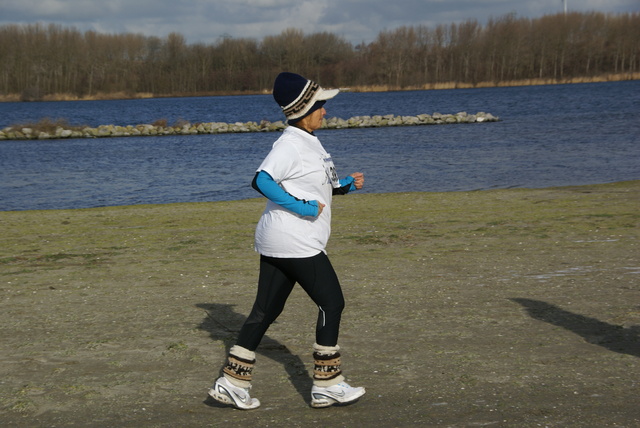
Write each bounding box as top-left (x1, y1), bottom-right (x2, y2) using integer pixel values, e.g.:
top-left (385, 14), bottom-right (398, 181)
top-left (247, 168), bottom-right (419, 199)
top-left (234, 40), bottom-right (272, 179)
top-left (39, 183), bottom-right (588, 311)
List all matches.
top-left (222, 345), bottom-right (256, 388)
top-left (312, 343), bottom-right (345, 387)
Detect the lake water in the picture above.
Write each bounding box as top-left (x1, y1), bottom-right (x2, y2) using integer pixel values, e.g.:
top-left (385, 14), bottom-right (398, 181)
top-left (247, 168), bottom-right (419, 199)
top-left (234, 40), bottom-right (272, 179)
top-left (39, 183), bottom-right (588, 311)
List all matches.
top-left (1, 80), bottom-right (639, 211)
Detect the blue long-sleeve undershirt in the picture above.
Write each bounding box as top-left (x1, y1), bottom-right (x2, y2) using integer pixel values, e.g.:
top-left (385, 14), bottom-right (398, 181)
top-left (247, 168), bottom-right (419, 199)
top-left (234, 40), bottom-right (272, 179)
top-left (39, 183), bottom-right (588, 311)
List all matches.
top-left (252, 171), bottom-right (319, 217)
top-left (252, 171), bottom-right (356, 217)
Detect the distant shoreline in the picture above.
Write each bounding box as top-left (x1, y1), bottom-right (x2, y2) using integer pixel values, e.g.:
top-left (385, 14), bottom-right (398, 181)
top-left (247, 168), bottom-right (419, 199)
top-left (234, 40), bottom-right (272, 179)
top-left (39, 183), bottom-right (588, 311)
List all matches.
top-left (1, 73), bottom-right (638, 103)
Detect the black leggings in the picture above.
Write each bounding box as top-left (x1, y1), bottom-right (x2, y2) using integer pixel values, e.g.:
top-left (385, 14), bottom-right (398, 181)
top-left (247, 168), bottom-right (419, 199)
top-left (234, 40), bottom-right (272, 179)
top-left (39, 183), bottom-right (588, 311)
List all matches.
top-left (236, 252), bottom-right (345, 351)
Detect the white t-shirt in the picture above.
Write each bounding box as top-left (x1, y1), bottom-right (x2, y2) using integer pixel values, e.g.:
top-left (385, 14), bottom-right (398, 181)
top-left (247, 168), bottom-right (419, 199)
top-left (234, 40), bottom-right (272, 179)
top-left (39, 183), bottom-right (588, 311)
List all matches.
top-left (254, 126), bottom-right (341, 258)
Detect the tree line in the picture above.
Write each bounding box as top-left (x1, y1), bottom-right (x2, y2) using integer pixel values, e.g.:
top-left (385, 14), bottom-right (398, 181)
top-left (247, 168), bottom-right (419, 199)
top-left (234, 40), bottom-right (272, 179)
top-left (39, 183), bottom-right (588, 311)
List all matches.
top-left (0, 11), bottom-right (638, 101)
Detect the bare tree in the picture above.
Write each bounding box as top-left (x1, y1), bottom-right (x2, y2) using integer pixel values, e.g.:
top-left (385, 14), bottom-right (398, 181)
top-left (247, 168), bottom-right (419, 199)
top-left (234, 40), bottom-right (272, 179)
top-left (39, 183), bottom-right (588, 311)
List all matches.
top-left (0, 12), bottom-right (637, 99)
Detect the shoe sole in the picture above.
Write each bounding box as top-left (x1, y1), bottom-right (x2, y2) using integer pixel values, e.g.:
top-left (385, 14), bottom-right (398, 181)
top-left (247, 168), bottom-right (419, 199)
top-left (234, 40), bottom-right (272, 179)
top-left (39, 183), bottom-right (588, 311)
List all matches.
top-left (208, 386), bottom-right (259, 410)
top-left (310, 389), bottom-right (366, 408)
top-left (310, 396), bottom-right (335, 408)
top-left (209, 387), bottom-right (234, 406)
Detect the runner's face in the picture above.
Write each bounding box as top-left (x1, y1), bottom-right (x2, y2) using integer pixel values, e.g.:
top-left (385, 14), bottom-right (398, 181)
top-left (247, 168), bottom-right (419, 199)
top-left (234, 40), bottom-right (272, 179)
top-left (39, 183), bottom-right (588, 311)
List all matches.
top-left (300, 107), bottom-right (326, 132)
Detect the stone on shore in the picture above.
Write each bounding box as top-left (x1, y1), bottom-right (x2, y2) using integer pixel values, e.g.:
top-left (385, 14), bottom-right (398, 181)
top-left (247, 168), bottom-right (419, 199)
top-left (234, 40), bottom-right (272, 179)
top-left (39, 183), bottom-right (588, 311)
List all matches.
top-left (0, 112), bottom-right (499, 140)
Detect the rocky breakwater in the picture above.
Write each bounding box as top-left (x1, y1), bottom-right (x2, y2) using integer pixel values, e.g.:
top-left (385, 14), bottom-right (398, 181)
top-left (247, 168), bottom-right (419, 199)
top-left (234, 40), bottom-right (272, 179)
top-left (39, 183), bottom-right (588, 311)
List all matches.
top-left (0, 112), bottom-right (498, 140)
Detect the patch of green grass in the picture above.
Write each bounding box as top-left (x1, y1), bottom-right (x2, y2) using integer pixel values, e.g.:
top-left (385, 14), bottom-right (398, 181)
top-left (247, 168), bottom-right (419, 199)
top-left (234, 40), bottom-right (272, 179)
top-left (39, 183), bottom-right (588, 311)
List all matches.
top-left (167, 239), bottom-right (201, 251)
top-left (1, 252), bottom-right (115, 269)
top-left (86, 339), bottom-right (111, 350)
top-left (60, 384), bottom-right (93, 395)
top-left (354, 235), bottom-right (386, 245)
top-left (9, 399), bottom-right (34, 413)
top-left (179, 239), bottom-right (199, 245)
top-left (167, 342), bottom-right (189, 352)
top-left (40, 253), bottom-right (79, 262)
top-left (0, 268), bottom-right (36, 276)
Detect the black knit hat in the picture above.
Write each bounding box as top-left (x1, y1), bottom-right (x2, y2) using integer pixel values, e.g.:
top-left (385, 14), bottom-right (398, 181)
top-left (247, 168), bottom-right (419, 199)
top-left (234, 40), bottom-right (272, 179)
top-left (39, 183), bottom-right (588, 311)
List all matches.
top-left (273, 72), bottom-right (339, 123)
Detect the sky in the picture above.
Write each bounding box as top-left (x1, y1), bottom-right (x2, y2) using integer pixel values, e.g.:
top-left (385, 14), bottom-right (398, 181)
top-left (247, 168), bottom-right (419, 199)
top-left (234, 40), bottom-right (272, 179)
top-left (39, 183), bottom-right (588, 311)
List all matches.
top-left (1, 0), bottom-right (638, 46)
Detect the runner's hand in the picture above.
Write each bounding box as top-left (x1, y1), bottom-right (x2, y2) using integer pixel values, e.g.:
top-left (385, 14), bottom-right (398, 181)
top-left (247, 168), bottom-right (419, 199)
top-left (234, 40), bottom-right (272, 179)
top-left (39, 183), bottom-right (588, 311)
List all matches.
top-left (350, 172), bottom-right (364, 189)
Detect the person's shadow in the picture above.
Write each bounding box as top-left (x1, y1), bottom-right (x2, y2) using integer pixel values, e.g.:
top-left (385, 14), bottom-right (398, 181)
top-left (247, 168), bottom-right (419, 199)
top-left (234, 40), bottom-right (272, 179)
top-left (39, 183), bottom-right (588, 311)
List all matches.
top-left (511, 298), bottom-right (640, 358)
top-left (196, 303), bottom-right (314, 406)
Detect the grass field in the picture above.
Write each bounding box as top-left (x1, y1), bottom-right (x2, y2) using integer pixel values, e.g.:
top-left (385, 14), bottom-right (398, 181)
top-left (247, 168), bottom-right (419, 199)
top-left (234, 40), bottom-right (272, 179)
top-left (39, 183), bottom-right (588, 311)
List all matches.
top-left (1, 181), bottom-right (638, 426)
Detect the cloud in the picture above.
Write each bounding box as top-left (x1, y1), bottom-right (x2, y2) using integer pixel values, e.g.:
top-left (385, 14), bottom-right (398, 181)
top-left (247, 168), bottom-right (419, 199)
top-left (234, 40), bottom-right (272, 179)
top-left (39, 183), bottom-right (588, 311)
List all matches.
top-left (0, 0), bottom-right (637, 45)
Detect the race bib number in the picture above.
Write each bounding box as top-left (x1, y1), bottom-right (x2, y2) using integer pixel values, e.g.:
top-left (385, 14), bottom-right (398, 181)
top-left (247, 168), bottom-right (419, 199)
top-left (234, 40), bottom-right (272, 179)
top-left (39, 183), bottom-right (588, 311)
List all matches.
top-left (323, 154), bottom-right (341, 188)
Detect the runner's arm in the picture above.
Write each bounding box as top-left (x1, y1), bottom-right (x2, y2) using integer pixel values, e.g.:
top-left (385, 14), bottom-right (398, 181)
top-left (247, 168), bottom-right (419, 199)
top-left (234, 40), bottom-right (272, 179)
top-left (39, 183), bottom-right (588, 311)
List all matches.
top-left (252, 171), bottom-right (319, 217)
top-left (333, 175), bottom-right (356, 195)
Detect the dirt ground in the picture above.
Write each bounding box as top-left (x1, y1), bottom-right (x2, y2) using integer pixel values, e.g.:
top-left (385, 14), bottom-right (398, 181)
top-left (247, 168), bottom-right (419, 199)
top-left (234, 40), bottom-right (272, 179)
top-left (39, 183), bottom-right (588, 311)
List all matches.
top-left (1, 181), bottom-right (638, 427)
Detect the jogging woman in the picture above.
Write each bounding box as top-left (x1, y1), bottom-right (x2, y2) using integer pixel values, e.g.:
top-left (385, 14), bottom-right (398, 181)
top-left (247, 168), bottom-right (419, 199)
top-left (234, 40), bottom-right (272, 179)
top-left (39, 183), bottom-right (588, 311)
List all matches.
top-left (209, 72), bottom-right (365, 410)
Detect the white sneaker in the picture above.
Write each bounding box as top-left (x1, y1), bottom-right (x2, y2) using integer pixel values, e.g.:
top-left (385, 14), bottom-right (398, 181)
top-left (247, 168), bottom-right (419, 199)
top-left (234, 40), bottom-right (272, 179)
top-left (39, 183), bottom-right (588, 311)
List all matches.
top-left (208, 376), bottom-right (260, 410)
top-left (310, 382), bottom-right (366, 408)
